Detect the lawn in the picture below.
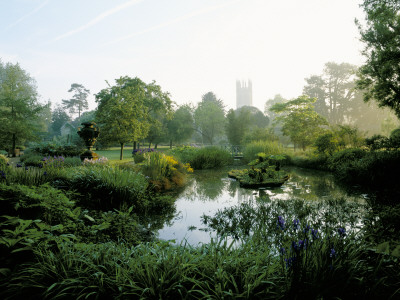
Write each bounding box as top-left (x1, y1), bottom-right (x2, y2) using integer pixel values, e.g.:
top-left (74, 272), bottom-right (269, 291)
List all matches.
top-left (96, 146), bottom-right (171, 163)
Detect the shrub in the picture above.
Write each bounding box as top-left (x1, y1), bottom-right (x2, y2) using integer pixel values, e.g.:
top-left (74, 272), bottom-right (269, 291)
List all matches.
top-left (314, 132), bottom-right (340, 156)
top-left (19, 154), bottom-right (44, 167)
top-left (327, 148), bottom-right (400, 187)
top-left (29, 141), bottom-right (83, 157)
top-left (243, 140), bottom-right (285, 163)
top-left (132, 148), bottom-right (155, 163)
top-left (140, 152), bottom-right (193, 190)
top-left (0, 154), bottom-right (8, 167)
top-left (168, 146), bottom-right (198, 164)
top-left (389, 128), bottom-right (400, 148)
top-left (365, 134), bottom-right (390, 150)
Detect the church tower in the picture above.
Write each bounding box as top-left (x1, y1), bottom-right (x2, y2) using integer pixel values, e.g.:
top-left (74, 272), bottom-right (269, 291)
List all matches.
top-left (236, 80), bottom-right (252, 108)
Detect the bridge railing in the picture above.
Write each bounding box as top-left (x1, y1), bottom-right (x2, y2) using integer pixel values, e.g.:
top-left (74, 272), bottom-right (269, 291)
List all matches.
top-left (221, 145), bottom-right (243, 157)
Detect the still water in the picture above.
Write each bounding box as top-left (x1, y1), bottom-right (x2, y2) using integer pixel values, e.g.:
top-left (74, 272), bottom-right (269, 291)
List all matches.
top-left (157, 166), bottom-right (367, 245)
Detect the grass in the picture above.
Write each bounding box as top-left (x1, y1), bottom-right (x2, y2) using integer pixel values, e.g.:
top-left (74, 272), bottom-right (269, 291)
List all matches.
top-left (96, 146), bottom-right (170, 164)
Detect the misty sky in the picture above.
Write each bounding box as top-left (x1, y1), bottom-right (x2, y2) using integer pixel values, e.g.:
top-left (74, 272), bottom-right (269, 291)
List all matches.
top-left (1, 0), bottom-right (365, 112)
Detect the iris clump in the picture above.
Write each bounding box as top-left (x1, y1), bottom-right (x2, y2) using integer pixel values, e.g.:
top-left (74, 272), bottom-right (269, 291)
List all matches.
top-left (293, 219), bottom-right (300, 231)
top-left (277, 215), bottom-right (285, 230)
top-left (338, 227), bottom-right (346, 237)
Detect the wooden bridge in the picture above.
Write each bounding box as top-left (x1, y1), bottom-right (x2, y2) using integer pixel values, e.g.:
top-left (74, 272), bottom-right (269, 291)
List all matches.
top-left (221, 145), bottom-right (243, 159)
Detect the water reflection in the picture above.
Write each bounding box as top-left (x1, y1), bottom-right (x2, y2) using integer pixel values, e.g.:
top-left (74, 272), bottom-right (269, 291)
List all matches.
top-left (157, 166), bottom-right (367, 245)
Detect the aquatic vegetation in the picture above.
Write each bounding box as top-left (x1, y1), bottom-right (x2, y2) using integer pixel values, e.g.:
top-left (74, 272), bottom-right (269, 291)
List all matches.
top-left (229, 152), bottom-right (289, 188)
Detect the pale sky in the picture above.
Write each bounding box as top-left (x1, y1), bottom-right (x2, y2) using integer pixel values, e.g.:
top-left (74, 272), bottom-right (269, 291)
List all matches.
top-left (1, 0), bottom-right (365, 113)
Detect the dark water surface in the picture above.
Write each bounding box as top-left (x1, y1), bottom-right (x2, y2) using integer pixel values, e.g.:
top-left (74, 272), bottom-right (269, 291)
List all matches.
top-left (157, 166), bottom-right (368, 245)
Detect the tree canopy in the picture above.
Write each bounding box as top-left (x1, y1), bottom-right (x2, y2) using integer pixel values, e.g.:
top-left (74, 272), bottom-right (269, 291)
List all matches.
top-left (95, 76), bottom-right (150, 160)
top-left (62, 83), bottom-right (90, 119)
top-left (303, 62), bottom-right (358, 125)
top-left (0, 61), bottom-right (45, 154)
top-left (356, 0), bottom-right (400, 118)
top-left (271, 95), bottom-right (328, 150)
top-left (226, 106), bottom-right (269, 145)
top-left (50, 104), bottom-right (70, 136)
top-left (166, 104), bottom-right (194, 148)
top-left (194, 92), bottom-right (225, 145)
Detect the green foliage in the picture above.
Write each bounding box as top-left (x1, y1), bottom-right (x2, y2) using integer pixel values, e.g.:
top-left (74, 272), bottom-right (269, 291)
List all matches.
top-left (96, 76), bottom-right (172, 160)
top-left (2, 196), bottom-right (399, 299)
top-left (365, 134), bottom-right (390, 150)
top-left (0, 183), bottom-right (76, 224)
top-left (356, 0), bottom-right (400, 118)
top-left (271, 95), bottom-right (328, 150)
top-left (138, 152), bottom-right (192, 190)
top-left (327, 148), bottom-right (400, 186)
top-left (242, 127), bottom-right (278, 144)
top-left (29, 141), bottom-right (83, 157)
top-left (64, 165), bottom-right (149, 211)
top-left (0, 164), bottom-right (61, 186)
top-left (62, 83), bottom-right (90, 118)
top-left (389, 128), bottom-right (400, 148)
top-left (170, 146), bottom-right (232, 170)
top-left (166, 104), bottom-right (194, 147)
top-left (194, 92), bottom-right (226, 145)
top-left (225, 106), bottom-right (269, 145)
top-left (95, 77), bottom-right (150, 159)
top-left (0, 154), bottom-right (8, 167)
top-left (0, 61), bottom-right (45, 153)
top-left (50, 104), bottom-right (70, 136)
top-left (334, 125), bottom-right (365, 149)
top-left (243, 140), bottom-right (285, 163)
top-left (314, 132), bottom-right (340, 156)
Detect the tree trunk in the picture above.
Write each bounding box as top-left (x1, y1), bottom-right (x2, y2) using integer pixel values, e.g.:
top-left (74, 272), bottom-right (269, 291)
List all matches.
top-left (170, 139), bottom-right (173, 149)
top-left (120, 143), bottom-right (124, 160)
top-left (149, 142), bottom-right (151, 149)
top-left (155, 144), bottom-right (158, 149)
top-left (133, 141), bottom-right (137, 150)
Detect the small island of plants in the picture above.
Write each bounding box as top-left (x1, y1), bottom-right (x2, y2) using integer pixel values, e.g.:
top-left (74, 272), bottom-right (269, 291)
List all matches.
top-left (228, 152), bottom-right (289, 188)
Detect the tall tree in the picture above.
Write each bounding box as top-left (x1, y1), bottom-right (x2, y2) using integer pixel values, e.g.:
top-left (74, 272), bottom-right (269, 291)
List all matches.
top-left (264, 94), bottom-right (287, 121)
top-left (142, 81), bottom-right (173, 148)
top-left (166, 104), bottom-right (194, 148)
top-left (0, 61), bottom-right (44, 155)
top-left (95, 77), bottom-right (149, 160)
top-left (271, 95), bottom-right (328, 150)
top-left (225, 106), bottom-right (269, 145)
top-left (194, 92), bottom-right (225, 145)
top-left (303, 62), bottom-right (358, 125)
top-left (50, 104), bottom-right (70, 136)
top-left (356, 0), bottom-right (400, 118)
top-left (62, 83), bottom-right (90, 119)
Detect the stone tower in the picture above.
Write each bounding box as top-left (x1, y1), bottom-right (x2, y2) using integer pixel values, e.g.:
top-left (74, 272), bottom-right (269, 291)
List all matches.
top-left (236, 80), bottom-right (252, 108)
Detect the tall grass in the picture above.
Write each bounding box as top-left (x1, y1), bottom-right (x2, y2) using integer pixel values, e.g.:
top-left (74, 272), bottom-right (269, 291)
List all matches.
top-left (243, 141), bottom-right (286, 163)
top-left (64, 165), bottom-right (149, 211)
top-left (169, 146), bottom-right (233, 170)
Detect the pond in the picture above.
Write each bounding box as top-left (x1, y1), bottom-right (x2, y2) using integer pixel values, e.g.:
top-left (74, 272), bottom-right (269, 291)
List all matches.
top-left (157, 166), bottom-right (368, 245)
